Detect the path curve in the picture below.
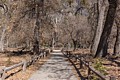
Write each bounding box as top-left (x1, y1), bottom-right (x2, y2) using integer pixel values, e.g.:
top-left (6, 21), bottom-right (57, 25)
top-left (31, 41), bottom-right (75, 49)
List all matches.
top-left (29, 50), bottom-right (78, 80)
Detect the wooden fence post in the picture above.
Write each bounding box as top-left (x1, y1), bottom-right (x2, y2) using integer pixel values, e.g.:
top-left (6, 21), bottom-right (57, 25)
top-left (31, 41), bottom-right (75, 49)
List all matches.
top-left (44, 51), bottom-right (46, 58)
top-left (88, 62), bottom-right (92, 80)
top-left (75, 57), bottom-right (77, 62)
top-left (76, 55), bottom-right (79, 62)
top-left (88, 67), bottom-right (91, 75)
top-left (0, 69), bottom-right (3, 78)
top-left (45, 51), bottom-right (47, 57)
top-left (2, 67), bottom-right (6, 80)
top-left (79, 59), bottom-right (83, 69)
top-left (69, 52), bottom-right (71, 58)
top-left (0, 67), bottom-right (5, 80)
top-left (67, 51), bottom-right (68, 56)
top-left (87, 67), bottom-right (91, 80)
top-left (23, 61), bottom-right (27, 72)
top-left (110, 76), bottom-right (116, 80)
top-left (67, 51), bottom-right (69, 57)
top-left (42, 52), bottom-right (44, 58)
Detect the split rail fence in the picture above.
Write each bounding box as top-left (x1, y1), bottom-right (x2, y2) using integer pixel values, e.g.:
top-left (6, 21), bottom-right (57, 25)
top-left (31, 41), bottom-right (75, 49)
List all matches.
top-left (0, 49), bottom-right (50, 80)
top-left (63, 51), bottom-right (116, 80)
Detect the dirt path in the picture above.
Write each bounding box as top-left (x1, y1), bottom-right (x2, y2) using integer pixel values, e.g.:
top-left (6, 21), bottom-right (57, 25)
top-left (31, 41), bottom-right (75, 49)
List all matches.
top-left (29, 50), bottom-right (78, 80)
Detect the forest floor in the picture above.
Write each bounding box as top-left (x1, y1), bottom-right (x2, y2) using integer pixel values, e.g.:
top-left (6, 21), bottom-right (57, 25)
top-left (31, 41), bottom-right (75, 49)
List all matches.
top-left (0, 49), bottom-right (120, 80)
top-left (70, 49), bottom-right (120, 80)
top-left (0, 50), bottom-right (50, 80)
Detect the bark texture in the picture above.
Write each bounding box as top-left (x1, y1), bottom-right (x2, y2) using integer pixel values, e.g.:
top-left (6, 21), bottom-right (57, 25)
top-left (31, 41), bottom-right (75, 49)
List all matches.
top-left (95, 0), bottom-right (117, 57)
top-left (114, 0), bottom-right (120, 55)
top-left (91, 0), bottom-right (109, 57)
top-left (33, 4), bottom-right (40, 54)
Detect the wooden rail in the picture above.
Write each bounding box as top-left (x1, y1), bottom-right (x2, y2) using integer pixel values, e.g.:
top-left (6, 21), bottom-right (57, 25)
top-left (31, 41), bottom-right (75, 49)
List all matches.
top-left (63, 51), bottom-right (116, 80)
top-left (0, 49), bottom-right (50, 80)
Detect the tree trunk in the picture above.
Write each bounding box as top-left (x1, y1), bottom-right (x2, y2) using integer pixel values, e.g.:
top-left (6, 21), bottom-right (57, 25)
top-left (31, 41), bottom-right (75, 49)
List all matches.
top-left (52, 32), bottom-right (55, 50)
top-left (0, 27), bottom-right (6, 51)
top-left (114, 25), bottom-right (120, 55)
top-left (95, 0), bottom-right (117, 57)
top-left (90, 2), bottom-right (99, 47)
top-left (33, 25), bottom-right (39, 54)
top-left (114, 1), bottom-right (120, 55)
top-left (33, 5), bottom-right (40, 54)
top-left (91, 0), bottom-right (109, 56)
top-left (72, 39), bottom-right (77, 51)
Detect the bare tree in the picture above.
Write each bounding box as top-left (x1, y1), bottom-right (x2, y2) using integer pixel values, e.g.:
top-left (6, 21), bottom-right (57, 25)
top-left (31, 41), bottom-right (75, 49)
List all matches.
top-left (0, 1), bottom-right (8, 51)
top-left (33, 0), bottom-right (44, 54)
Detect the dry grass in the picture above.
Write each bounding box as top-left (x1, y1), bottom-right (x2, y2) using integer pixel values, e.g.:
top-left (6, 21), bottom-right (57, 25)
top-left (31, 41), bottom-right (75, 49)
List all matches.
top-left (70, 49), bottom-right (120, 79)
top-left (0, 52), bottom-right (50, 80)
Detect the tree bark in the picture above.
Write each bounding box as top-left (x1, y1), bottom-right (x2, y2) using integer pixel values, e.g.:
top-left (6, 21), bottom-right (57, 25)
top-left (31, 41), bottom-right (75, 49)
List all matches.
top-left (114, 25), bottom-right (120, 55)
top-left (33, 4), bottom-right (40, 54)
top-left (91, 0), bottom-right (109, 57)
top-left (72, 39), bottom-right (77, 51)
top-left (114, 1), bottom-right (120, 55)
top-left (0, 27), bottom-right (6, 51)
top-left (95, 0), bottom-right (117, 57)
top-left (33, 25), bottom-right (39, 54)
top-left (52, 31), bottom-right (56, 50)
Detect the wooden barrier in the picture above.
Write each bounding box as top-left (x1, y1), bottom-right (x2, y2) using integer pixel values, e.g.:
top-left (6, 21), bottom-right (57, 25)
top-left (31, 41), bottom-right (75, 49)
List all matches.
top-left (63, 51), bottom-right (116, 80)
top-left (0, 49), bottom-right (50, 80)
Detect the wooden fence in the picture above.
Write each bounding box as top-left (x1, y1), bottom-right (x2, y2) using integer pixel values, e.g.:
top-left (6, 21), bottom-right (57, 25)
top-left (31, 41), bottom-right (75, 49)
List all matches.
top-left (0, 49), bottom-right (50, 80)
top-left (63, 51), bottom-right (116, 80)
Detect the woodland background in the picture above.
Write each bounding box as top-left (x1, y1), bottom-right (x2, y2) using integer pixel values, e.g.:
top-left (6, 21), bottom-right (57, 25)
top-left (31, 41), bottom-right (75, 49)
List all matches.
top-left (0, 0), bottom-right (119, 58)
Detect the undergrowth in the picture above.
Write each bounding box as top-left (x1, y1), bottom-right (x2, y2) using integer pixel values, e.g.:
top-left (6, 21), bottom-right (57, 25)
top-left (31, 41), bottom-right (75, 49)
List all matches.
top-left (91, 58), bottom-right (108, 80)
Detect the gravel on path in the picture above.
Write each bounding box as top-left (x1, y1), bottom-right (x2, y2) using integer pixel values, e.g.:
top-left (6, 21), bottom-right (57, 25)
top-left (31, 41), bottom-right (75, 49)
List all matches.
top-left (29, 50), bottom-right (79, 80)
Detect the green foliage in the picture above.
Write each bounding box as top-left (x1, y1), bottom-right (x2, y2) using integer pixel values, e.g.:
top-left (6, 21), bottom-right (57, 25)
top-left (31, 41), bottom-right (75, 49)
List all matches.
top-left (89, 58), bottom-right (108, 80)
top-left (93, 58), bottom-right (108, 75)
top-left (91, 75), bottom-right (99, 80)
